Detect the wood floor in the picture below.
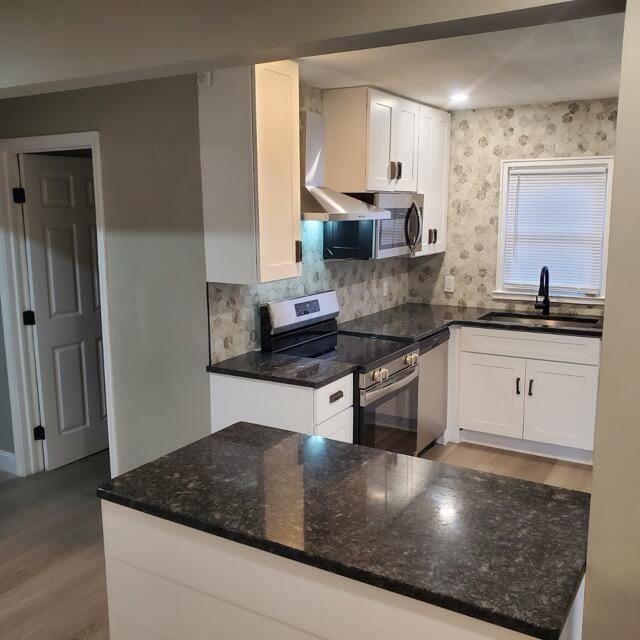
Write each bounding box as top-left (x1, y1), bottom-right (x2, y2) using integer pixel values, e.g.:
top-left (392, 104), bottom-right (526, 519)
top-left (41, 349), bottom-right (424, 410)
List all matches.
top-left (0, 451), bottom-right (110, 640)
top-left (0, 442), bottom-right (590, 640)
top-left (422, 442), bottom-right (592, 493)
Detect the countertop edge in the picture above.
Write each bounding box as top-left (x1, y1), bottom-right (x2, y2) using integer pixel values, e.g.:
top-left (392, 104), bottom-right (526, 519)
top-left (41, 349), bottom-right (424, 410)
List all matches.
top-left (206, 363), bottom-right (358, 388)
top-left (97, 486), bottom-right (573, 640)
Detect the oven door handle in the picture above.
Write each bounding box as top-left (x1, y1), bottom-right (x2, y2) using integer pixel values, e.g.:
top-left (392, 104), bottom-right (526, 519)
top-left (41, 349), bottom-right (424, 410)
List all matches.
top-left (360, 367), bottom-right (419, 407)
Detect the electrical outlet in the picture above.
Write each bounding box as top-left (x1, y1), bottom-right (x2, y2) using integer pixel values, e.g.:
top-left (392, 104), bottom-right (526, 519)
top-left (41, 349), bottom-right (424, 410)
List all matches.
top-left (444, 275), bottom-right (455, 293)
top-left (382, 280), bottom-right (389, 296)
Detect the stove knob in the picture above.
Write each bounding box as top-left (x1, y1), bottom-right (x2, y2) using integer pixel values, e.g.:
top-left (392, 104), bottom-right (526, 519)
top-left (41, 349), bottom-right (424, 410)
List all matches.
top-left (412, 353), bottom-right (419, 366)
top-left (381, 368), bottom-right (389, 381)
top-left (372, 369), bottom-right (382, 383)
top-left (404, 354), bottom-right (413, 366)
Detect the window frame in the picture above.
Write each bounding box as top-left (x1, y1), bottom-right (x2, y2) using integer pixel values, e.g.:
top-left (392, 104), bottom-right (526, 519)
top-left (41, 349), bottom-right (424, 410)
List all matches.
top-left (494, 156), bottom-right (614, 305)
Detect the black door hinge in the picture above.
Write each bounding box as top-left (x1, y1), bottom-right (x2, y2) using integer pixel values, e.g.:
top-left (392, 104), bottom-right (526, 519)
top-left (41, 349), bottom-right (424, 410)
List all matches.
top-left (33, 425), bottom-right (45, 441)
top-left (23, 310), bottom-right (35, 326)
top-left (12, 187), bottom-right (26, 204)
top-left (295, 240), bottom-right (303, 263)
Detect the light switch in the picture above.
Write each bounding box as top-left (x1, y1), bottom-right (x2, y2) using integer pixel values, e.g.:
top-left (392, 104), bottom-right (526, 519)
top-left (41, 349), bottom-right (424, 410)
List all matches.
top-left (444, 275), bottom-right (455, 293)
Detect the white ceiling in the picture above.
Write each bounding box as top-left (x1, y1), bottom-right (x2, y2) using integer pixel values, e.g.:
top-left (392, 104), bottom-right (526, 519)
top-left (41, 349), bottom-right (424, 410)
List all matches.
top-left (298, 14), bottom-right (624, 110)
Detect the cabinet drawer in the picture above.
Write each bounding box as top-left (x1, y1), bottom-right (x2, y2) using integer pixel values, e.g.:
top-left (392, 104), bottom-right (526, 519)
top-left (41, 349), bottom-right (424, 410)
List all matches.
top-left (314, 408), bottom-right (354, 443)
top-left (314, 374), bottom-right (353, 425)
top-left (460, 327), bottom-right (600, 365)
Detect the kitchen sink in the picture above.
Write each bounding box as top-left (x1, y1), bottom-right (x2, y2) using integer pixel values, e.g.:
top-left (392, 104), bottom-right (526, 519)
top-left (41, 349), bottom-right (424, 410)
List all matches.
top-left (478, 312), bottom-right (602, 330)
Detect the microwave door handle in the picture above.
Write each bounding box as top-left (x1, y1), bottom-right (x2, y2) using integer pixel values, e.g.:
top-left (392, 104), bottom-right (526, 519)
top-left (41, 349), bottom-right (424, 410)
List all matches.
top-left (360, 367), bottom-right (419, 407)
top-left (404, 202), bottom-right (421, 253)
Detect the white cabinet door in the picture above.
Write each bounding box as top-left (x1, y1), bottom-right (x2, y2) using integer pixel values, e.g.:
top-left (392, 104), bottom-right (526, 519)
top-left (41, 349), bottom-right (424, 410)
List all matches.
top-left (254, 60), bottom-right (301, 282)
top-left (393, 98), bottom-right (419, 192)
top-left (366, 89), bottom-right (395, 191)
top-left (459, 353), bottom-right (525, 438)
top-left (523, 360), bottom-right (598, 450)
top-left (415, 105), bottom-right (450, 256)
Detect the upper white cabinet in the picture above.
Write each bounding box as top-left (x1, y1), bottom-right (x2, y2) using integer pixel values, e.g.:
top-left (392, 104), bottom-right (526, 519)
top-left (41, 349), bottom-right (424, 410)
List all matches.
top-left (198, 60), bottom-right (301, 284)
top-left (414, 105), bottom-right (451, 256)
top-left (324, 87), bottom-right (420, 193)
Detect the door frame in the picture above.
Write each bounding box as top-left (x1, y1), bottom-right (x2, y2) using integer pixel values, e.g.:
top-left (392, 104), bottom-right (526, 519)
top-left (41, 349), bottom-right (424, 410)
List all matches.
top-left (0, 132), bottom-right (117, 476)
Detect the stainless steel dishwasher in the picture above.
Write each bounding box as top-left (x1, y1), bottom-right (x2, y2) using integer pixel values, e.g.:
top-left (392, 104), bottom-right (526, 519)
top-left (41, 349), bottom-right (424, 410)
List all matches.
top-left (416, 329), bottom-right (449, 454)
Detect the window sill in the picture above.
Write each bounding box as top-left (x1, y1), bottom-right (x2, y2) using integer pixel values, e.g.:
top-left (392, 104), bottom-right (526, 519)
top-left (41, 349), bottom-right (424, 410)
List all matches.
top-left (492, 291), bottom-right (605, 306)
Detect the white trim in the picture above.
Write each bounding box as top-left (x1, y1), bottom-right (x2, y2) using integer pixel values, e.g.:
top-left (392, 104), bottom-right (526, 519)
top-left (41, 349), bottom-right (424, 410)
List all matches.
top-left (495, 156), bottom-right (614, 302)
top-left (0, 132), bottom-right (117, 477)
top-left (459, 429), bottom-right (593, 465)
top-left (0, 449), bottom-right (17, 474)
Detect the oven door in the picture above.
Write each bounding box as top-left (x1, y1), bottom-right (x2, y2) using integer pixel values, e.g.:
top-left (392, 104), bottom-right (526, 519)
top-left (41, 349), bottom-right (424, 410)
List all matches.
top-left (358, 367), bottom-right (419, 455)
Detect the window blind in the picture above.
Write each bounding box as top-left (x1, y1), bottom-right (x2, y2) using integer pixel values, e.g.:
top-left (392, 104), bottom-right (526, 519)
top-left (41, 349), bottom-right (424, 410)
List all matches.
top-left (502, 163), bottom-right (609, 297)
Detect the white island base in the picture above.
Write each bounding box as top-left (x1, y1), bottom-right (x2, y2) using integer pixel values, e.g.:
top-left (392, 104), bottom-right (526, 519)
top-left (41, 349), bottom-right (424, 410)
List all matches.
top-left (102, 502), bottom-right (584, 640)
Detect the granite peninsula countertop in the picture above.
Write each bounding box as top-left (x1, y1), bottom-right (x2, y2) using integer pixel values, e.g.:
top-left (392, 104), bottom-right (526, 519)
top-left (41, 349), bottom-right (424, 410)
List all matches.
top-left (340, 303), bottom-right (603, 342)
top-left (98, 422), bottom-right (590, 640)
top-left (207, 350), bottom-right (357, 388)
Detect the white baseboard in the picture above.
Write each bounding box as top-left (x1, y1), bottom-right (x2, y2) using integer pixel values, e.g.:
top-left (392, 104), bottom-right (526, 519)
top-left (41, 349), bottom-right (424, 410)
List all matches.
top-left (460, 429), bottom-right (593, 465)
top-left (0, 449), bottom-right (17, 474)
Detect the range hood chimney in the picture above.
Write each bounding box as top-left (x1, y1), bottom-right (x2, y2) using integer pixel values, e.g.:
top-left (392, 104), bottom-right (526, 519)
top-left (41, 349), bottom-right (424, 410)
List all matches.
top-left (301, 111), bottom-right (390, 222)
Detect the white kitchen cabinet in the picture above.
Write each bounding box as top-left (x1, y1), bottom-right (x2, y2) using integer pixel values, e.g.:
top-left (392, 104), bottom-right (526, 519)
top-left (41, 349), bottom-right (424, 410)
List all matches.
top-left (324, 87), bottom-right (419, 193)
top-left (523, 360), bottom-right (598, 450)
top-left (210, 373), bottom-right (354, 444)
top-left (459, 352), bottom-right (526, 439)
top-left (198, 60), bottom-right (301, 284)
top-left (457, 329), bottom-right (599, 452)
top-left (414, 105), bottom-right (451, 256)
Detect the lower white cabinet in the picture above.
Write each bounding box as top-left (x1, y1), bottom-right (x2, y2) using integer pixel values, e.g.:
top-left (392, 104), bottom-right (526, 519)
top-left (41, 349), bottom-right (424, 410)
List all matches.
top-left (458, 350), bottom-right (598, 451)
top-left (522, 360), bottom-right (598, 450)
top-left (210, 373), bottom-right (354, 444)
top-left (459, 353), bottom-right (525, 439)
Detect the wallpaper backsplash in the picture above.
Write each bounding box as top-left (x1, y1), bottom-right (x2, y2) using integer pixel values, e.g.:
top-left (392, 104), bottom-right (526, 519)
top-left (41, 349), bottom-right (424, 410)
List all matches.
top-left (208, 97), bottom-right (616, 363)
top-left (409, 99), bottom-right (617, 312)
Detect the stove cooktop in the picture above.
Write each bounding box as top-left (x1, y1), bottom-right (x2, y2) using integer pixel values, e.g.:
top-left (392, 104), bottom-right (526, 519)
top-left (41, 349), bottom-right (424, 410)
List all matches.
top-left (284, 332), bottom-right (413, 370)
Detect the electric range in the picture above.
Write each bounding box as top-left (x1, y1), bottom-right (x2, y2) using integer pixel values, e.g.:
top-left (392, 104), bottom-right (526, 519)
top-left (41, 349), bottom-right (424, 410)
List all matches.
top-left (261, 290), bottom-right (422, 455)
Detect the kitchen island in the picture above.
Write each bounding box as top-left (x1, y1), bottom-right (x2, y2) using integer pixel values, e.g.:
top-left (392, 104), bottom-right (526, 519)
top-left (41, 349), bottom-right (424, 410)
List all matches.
top-left (98, 422), bottom-right (589, 640)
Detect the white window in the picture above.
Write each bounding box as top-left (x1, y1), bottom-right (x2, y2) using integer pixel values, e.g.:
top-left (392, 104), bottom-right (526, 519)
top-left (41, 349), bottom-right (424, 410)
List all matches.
top-left (496, 157), bottom-right (613, 302)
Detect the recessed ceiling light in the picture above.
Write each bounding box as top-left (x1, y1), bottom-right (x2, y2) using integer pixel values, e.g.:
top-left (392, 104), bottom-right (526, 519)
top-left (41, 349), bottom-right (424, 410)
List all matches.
top-left (449, 92), bottom-right (469, 105)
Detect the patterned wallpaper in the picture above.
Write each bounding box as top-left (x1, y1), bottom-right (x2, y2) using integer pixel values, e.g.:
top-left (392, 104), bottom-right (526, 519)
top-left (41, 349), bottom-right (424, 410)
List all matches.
top-left (207, 85), bottom-right (410, 363)
top-left (409, 99), bottom-right (617, 313)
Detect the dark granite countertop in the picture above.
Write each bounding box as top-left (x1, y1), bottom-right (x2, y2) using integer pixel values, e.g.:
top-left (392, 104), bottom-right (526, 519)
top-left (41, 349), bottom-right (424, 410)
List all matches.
top-left (98, 422), bottom-right (590, 640)
top-left (207, 350), bottom-right (357, 388)
top-left (339, 303), bottom-right (603, 342)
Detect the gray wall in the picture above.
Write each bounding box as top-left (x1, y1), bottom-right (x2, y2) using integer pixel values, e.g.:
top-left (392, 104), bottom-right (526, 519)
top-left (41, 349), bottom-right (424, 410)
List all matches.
top-left (409, 98), bottom-right (617, 314)
top-left (584, 2), bottom-right (640, 637)
top-left (0, 76), bottom-right (210, 474)
top-left (0, 296), bottom-right (14, 453)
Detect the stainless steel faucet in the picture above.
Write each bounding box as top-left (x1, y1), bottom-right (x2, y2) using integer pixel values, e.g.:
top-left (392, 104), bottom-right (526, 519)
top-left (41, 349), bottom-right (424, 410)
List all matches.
top-left (535, 266), bottom-right (550, 316)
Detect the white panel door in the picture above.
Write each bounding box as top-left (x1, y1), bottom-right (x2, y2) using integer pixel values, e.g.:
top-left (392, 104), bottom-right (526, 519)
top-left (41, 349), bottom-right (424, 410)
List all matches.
top-left (523, 360), bottom-right (598, 450)
top-left (415, 105), bottom-right (450, 256)
top-left (393, 98), bottom-right (419, 192)
top-left (459, 353), bottom-right (525, 438)
top-left (366, 89), bottom-right (395, 191)
top-left (254, 59), bottom-right (301, 283)
top-left (20, 154), bottom-right (107, 470)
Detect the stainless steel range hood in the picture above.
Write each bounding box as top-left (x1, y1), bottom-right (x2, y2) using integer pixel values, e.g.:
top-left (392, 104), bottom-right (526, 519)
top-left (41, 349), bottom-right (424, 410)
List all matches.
top-left (301, 112), bottom-right (390, 222)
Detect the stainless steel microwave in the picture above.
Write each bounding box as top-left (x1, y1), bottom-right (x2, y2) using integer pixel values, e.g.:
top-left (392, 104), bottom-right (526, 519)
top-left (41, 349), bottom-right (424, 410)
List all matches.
top-left (322, 193), bottom-right (423, 260)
